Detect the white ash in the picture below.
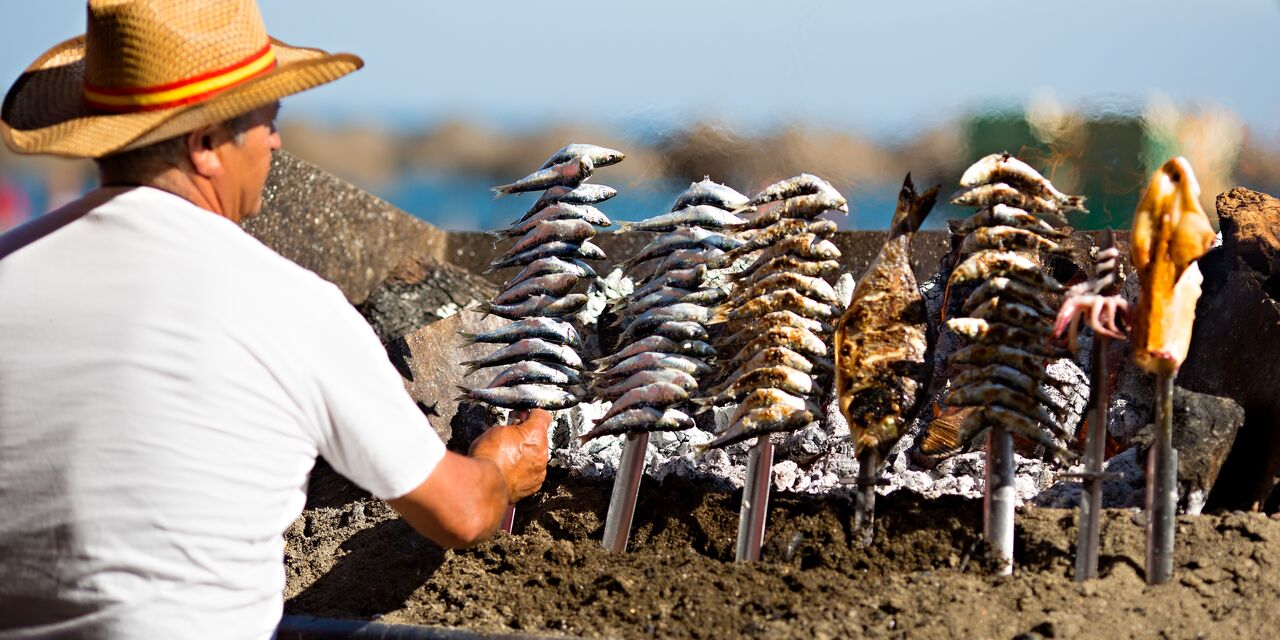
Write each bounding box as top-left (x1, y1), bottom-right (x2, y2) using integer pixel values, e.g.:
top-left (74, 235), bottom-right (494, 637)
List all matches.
top-left (833, 272), bottom-right (857, 307)
top-left (1030, 446), bottom-right (1146, 508)
top-left (577, 267), bottom-right (632, 328)
top-left (433, 301), bottom-right (463, 319)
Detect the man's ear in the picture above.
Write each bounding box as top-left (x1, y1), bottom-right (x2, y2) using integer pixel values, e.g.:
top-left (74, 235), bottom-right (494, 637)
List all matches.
top-left (186, 125), bottom-right (224, 179)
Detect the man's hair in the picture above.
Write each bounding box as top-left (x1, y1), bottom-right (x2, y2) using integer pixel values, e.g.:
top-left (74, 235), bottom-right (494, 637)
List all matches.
top-left (95, 110), bottom-right (259, 184)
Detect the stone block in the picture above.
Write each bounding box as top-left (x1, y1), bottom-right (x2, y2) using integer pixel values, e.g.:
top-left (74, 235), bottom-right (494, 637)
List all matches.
top-left (244, 151), bottom-right (448, 305)
top-left (388, 308), bottom-right (508, 447)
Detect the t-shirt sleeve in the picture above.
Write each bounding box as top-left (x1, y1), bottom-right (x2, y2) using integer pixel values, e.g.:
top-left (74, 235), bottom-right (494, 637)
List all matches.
top-left (301, 286), bottom-right (445, 501)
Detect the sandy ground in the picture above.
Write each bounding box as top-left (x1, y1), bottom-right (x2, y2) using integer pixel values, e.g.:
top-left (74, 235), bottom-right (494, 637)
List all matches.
top-left (284, 466), bottom-right (1280, 639)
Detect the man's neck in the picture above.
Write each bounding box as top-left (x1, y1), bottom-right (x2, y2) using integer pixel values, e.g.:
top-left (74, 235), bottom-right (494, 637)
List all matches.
top-left (105, 168), bottom-right (235, 222)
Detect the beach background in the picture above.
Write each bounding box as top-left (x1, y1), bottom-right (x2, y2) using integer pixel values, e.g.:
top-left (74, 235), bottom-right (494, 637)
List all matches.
top-left (3, 0), bottom-right (1279, 232)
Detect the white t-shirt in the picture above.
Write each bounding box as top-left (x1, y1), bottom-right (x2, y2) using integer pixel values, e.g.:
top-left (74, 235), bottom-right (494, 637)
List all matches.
top-left (0, 187), bottom-right (445, 639)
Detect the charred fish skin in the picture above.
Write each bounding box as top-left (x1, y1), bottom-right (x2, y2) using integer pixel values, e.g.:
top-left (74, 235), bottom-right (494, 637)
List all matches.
top-left (491, 155), bottom-right (594, 198)
top-left (595, 368), bottom-right (700, 401)
top-left (520, 184), bottom-right (618, 219)
top-left (500, 203), bottom-right (613, 236)
top-left (727, 256), bottom-right (841, 282)
top-left (460, 337), bottom-right (584, 374)
top-left (487, 239), bottom-right (607, 273)
top-left (700, 365), bottom-right (814, 406)
top-left (484, 360), bottom-right (583, 389)
top-left (713, 218), bottom-right (838, 267)
top-left (490, 272), bottom-right (581, 306)
top-left (735, 193), bottom-right (850, 231)
top-left (958, 225), bottom-right (1066, 258)
top-left (952, 204), bottom-right (1067, 239)
top-left (615, 205), bottom-right (748, 233)
top-left (579, 407), bottom-right (694, 442)
top-left (669, 178), bottom-right (750, 212)
top-left (459, 316), bottom-right (583, 349)
top-left (703, 388), bottom-right (824, 450)
top-left (714, 289), bottom-right (841, 324)
top-left (501, 257), bottom-right (596, 290)
top-left (835, 174), bottom-right (938, 460)
top-left (732, 272), bottom-right (842, 307)
top-left (733, 237), bottom-right (842, 277)
top-left (538, 143), bottom-right (625, 170)
top-left (750, 173), bottom-right (845, 206)
top-left (456, 383), bottom-right (584, 411)
top-left (959, 152), bottom-right (1085, 211)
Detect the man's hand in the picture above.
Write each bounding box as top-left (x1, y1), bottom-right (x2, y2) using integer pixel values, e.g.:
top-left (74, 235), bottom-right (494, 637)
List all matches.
top-left (388, 409), bottom-right (551, 547)
top-left (468, 409), bottom-right (551, 503)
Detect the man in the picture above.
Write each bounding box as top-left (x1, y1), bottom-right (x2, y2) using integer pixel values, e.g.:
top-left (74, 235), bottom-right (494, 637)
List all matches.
top-left (0, 1), bottom-right (550, 637)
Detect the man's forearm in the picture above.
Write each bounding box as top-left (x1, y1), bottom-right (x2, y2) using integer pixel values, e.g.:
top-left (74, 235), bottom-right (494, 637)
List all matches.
top-left (387, 451), bottom-right (510, 548)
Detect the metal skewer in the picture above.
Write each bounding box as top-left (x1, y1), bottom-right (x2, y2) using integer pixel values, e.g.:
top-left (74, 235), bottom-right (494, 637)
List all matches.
top-left (1075, 228), bottom-right (1118, 581)
top-left (984, 426), bottom-right (1016, 575)
top-left (602, 431), bottom-right (649, 552)
top-left (1075, 332), bottom-right (1110, 581)
top-left (736, 436), bottom-right (774, 562)
top-left (854, 449), bottom-right (879, 546)
top-left (1146, 371), bottom-right (1177, 584)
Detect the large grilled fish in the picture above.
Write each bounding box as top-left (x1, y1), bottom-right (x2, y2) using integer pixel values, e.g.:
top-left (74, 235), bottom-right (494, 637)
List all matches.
top-left (834, 174), bottom-right (938, 461)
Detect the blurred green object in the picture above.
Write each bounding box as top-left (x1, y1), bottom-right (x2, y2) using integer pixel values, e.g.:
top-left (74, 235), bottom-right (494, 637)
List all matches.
top-left (962, 109), bottom-right (1227, 231)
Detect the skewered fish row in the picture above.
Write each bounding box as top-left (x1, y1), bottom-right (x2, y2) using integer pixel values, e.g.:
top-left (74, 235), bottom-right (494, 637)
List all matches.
top-left (702, 174), bottom-right (849, 449)
top-left (929, 152), bottom-right (1087, 574)
top-left (457, 143), bottom-right (625, 411)
top-left (580, 178), bottom-right (749, 441)
top-left (930, 152), bottom-right (1086, 459)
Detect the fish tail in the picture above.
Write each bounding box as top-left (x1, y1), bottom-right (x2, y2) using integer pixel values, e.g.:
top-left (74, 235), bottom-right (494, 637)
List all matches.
top-left (454, 385), bottom-right (475, 403)
top-left (889, 173), bottom-right (940, 240)
top-left (613, 221), bottom-right (636, 234)
top-left (1063, 194), bottom-right (1087, 212)
top-left (457, 331), bottom-right (478, 344)
top-left (490, 184), bottom-right (514, 199)
top-left (916, 411), bottom-right (966, 456)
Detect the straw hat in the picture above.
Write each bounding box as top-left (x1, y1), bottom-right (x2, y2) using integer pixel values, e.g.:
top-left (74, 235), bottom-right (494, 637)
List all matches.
top-left (1, 0), bottom-right (363, 158)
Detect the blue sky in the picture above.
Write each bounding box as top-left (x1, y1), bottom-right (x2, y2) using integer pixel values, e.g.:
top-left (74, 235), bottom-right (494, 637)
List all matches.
top-left (4, 1), bottom-right (1279, 139)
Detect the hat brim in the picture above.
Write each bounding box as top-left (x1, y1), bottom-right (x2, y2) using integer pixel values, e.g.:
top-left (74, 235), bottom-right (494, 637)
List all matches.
top-left (1, 36), bottom-right (362, 158)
